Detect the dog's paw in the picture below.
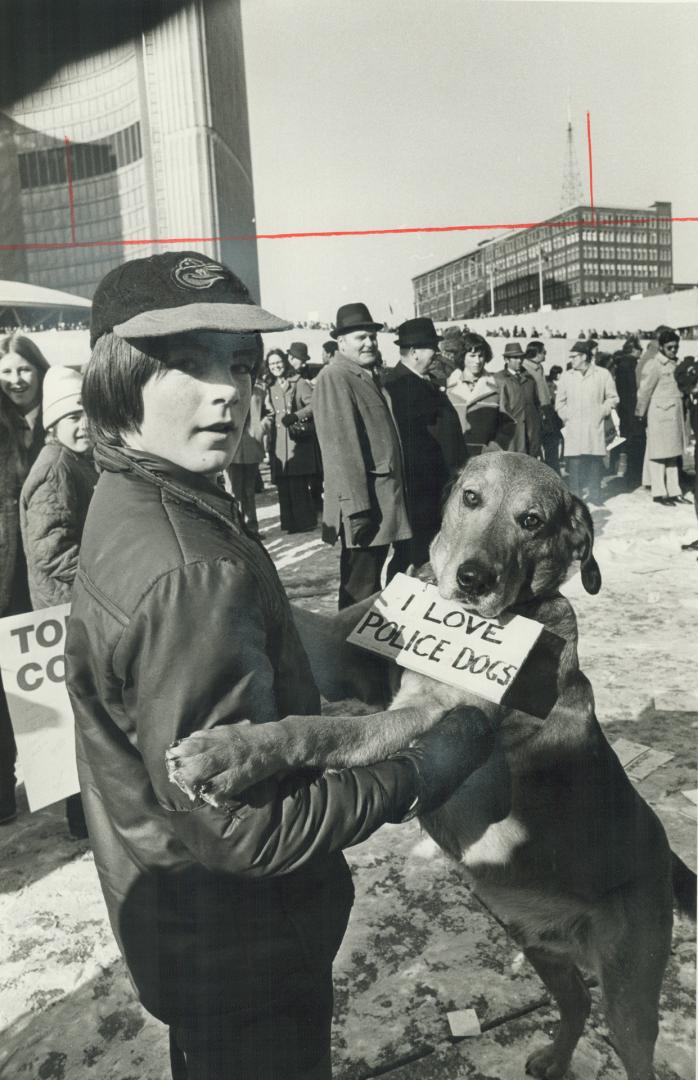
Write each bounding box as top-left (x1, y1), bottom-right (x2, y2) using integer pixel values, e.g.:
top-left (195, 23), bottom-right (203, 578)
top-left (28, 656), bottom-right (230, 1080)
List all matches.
top-left (165, 723), bottom-right (286, 807)
top-left (525, 1043), bottom-right (571, 1080)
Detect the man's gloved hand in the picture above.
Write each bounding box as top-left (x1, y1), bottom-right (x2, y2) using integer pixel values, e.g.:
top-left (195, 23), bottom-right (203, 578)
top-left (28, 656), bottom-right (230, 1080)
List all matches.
top-left (633, 413), bottom-right (647, 430)
top-left (280, 413), bottom-right (295, 428)
top-left (349, 510), bottom-right (377, 546)
top-left (389, 706), bottom-right (496, 819)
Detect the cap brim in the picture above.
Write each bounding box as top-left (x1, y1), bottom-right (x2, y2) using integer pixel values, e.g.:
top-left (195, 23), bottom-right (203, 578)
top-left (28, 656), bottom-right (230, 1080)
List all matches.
top-left (113, 302), bottom-right (293, 339)
top-left (330, 322), bottom-right (384, 339)
top-left (393, 337), bottom-right (443, 347)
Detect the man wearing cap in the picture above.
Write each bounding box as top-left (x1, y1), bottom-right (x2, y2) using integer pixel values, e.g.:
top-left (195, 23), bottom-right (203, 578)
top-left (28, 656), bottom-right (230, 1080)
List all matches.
top-left (383, 318), bottom-right (466, 566)
top-left (64, 254), bottom-right (494, 1080)
top-left (555, 340), bottom-right (619, 506)
top-left (431, 325), bottom-right (465, 386)
top-left (313, 302), bottom-right (413, 608)
top-left (497, 343), bottom-right (542, 456)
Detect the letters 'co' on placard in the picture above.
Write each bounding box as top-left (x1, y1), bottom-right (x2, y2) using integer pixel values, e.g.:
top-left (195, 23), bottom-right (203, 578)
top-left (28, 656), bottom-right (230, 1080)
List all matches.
top-left (0, 603), bottom-right (78, 810)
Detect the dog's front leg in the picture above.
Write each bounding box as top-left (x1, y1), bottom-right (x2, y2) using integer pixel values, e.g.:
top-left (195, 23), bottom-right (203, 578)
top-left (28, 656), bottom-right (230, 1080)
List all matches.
top-left (167, 691), bottom-right (491, 808)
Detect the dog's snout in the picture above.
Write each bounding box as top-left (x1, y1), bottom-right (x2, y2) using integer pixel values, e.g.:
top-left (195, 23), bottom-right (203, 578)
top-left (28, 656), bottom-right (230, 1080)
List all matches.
top-left (455, 559), bottom-right (496, 597)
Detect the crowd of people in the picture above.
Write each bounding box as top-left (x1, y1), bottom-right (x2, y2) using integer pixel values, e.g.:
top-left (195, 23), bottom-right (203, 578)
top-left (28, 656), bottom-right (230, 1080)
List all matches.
top-left (0, 249), bottom-right (696, 1080)
top-left (0, 318), bottom-right (90, 334)
top-left (248, 314), bottom-right (695, 605)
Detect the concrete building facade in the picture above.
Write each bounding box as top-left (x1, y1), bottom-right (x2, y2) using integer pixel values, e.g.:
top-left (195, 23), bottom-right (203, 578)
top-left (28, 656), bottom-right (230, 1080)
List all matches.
top-left (0, 0), bottom-right (259, 300)
top-left (413, 202), bottom-right (673, 321)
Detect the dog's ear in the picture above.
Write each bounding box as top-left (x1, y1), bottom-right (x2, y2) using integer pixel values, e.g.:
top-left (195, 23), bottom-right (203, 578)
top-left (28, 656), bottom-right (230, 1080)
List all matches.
top-left (569, 496), bottom-right (602, 594)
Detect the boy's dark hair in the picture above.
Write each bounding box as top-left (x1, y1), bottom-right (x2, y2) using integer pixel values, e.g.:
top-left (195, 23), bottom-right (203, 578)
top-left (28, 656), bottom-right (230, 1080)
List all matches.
top-left (82, 333), bottom-right (165, 443)
top-left (525, 340), bottom-right (545, 359)
top-left (84, 330), bottom-right (264, 443)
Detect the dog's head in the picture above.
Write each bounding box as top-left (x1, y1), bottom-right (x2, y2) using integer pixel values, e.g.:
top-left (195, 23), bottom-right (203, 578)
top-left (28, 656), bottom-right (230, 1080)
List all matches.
top-left (429, 452), bottom-right (601, 618)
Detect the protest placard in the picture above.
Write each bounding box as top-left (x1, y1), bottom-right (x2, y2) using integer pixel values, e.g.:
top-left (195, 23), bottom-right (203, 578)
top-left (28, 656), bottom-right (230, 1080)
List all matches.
top-left (347, 573), bottom-right (560, 717)
top-left (0, 603), bottom-right (78, 811)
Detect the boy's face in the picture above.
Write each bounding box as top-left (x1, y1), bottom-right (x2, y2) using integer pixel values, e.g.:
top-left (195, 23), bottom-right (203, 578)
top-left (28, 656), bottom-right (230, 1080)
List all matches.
top-left (54, 410), bottom-right (90, 454)
top-left (123, 331), bottom-right (255, 477)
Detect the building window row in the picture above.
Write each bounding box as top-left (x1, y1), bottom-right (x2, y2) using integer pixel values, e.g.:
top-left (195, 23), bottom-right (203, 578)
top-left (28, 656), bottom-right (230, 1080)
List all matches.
top-left (17, 122), bottom-right (142, 190)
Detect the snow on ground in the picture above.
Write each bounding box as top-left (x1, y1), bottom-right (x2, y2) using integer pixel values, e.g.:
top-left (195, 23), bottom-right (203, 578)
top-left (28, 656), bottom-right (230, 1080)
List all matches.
top-left (1, 467), bottom-right (695, 1080)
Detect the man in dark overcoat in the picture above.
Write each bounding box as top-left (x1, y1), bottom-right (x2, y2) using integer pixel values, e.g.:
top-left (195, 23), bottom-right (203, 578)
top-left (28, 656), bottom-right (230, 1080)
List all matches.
top-left (313, 303), bottom-right (412, 608)
top-left (613, 335), bottom-right (644, 489)
top-left (383, 318), bottom-right (466, 567)
top-left (498, 342), bottom-right (542, 456)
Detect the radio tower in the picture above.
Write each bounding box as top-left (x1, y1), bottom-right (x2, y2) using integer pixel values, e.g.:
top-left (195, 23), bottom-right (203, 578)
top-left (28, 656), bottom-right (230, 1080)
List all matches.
top-left (560, 103), bottom-right (584, 210)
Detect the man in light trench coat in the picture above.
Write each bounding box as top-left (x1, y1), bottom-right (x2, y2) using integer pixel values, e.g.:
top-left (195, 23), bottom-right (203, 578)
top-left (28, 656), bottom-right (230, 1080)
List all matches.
top-left (313, 303), bottom-right (412, 608)
top-left (555, 339), bottom-right (619, 506)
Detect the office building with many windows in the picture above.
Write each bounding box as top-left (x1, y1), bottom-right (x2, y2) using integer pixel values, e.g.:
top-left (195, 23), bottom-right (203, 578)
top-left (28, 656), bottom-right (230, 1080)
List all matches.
top-left (412, 202), bottom-right (673, 321)
top-left (0, 0), bottom-right (259, 300)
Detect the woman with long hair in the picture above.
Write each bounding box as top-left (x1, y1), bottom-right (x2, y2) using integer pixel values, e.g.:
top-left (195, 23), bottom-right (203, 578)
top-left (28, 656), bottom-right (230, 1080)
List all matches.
top-left (263, 348), bottom-right (319, 532)
top-left (0, 331), bottom-right (49, 824)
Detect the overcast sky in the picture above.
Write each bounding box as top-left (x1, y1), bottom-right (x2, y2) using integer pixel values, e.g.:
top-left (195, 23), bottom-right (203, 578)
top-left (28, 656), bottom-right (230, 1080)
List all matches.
top-left (240, 0), bottom-right (697, 324)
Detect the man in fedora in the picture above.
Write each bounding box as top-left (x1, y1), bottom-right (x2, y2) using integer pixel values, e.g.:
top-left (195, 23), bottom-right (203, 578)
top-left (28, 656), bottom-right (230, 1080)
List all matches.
top-left (384, 317), bottom-right (466, 566)
top-left (498, 342), bottom-right (542, 456)
top-left (314, 302), bottom-right (412, 608)
top-left (287, 340), bottom-right (311, 375)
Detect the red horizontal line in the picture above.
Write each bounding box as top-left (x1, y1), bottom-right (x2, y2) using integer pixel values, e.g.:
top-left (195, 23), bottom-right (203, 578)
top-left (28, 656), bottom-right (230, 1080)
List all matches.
top-left (1, 216), bottom-right (695, 252)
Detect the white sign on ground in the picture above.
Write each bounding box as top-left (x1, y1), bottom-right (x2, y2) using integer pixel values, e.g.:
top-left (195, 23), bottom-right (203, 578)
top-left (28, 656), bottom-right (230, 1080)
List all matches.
top-left (0, 604), bottom-right (78, 810)
top-left (347, 573), bottom-right (544, 706)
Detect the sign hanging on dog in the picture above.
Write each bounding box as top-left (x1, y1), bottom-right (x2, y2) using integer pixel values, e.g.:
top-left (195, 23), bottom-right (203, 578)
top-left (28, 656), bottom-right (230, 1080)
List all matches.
top-left (347, 573), bottom-right (549, 710)
top-left (0, 604), bottom-right (79, 811)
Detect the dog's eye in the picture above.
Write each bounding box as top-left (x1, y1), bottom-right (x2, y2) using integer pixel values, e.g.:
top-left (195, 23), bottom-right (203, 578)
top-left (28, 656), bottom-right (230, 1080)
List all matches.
top-left (462, 489), bottom-right (480, 508)
top-left (521, 513), bottom-right (543, 530)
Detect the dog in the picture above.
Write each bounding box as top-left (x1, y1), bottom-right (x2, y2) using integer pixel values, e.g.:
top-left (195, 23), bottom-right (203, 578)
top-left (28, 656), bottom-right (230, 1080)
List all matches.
top-left (168, 452), bottom-right (695, 1080)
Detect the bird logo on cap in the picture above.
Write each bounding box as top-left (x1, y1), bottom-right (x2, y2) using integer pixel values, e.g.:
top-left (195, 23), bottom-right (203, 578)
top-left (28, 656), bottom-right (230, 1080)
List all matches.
top-left (171, 256), bottom-right (229, 290)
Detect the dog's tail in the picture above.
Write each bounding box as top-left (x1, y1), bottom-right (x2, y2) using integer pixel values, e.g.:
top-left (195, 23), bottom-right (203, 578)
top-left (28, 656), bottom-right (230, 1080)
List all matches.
top-left (672, 851), bottom-right (697, 920)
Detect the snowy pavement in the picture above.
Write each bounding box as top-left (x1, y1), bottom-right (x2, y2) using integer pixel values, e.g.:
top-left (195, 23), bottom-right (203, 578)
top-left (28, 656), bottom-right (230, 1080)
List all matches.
top-left (1, 472), bottom-right (695, 1080)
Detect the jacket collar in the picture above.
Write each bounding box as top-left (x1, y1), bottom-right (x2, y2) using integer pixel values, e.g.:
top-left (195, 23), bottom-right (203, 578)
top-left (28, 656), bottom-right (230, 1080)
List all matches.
top-left (334, 355), bottom-right (378, 380)
top-left (392, 361), bottom-right (441, 390)
top-left (95, 442), bottom-right (240, 527)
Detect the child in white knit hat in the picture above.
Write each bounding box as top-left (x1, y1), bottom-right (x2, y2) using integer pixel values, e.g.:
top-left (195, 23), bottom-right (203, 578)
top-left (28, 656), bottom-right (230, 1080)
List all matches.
top-left (20, 364), bottom-right (96, 839)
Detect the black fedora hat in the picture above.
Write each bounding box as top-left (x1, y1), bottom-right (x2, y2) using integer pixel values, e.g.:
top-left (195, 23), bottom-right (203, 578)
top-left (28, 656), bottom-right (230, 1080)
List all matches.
top-left (394, 317), bottom-right (443, 349)
top-left (503, 342), bottom-right (525, 358)
top-left (330, 302), bottom-right (383, 339)
top-left (288, 341), bottom-right (310, 362)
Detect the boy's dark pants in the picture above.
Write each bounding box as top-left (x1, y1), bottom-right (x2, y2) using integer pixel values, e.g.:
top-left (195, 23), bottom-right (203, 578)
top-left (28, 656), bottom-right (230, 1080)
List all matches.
top-left (169, 969), bottom-right (334, 1080)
